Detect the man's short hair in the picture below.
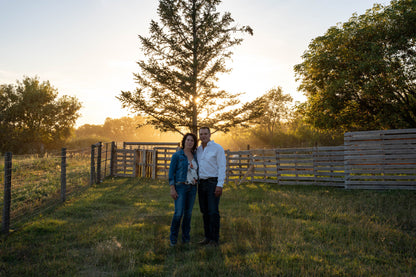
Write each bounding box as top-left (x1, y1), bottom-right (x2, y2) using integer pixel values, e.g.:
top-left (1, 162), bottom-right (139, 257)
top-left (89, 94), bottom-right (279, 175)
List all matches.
top-left (199, 127), bottom-right (211, 133)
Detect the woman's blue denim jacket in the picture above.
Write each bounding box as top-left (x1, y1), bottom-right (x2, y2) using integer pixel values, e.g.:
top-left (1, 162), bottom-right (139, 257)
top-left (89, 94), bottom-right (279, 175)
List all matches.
top-left (168, 149), bottom-right (198, 186)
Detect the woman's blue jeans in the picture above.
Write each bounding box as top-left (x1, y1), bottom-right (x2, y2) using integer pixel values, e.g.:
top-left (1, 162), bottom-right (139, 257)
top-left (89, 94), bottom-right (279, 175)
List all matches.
top-left (170, 183), bottom-right (197, 244)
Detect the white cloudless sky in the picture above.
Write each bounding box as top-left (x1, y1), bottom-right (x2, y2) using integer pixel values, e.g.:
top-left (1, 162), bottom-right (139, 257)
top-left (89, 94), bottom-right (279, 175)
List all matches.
top-left (0, 0), bottom-right (391, 127)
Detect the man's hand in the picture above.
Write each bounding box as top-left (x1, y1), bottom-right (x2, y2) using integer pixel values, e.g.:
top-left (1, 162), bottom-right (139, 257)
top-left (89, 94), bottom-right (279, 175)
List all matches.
top-left (170, 186), bottom-right (178, 200)
top-left (215, 186), bottom-right (223, 197)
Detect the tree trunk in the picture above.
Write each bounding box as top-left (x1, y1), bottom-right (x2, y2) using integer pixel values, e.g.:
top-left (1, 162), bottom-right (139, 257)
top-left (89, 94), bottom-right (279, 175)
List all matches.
top-left (191, 0), bottom-right (198, 135)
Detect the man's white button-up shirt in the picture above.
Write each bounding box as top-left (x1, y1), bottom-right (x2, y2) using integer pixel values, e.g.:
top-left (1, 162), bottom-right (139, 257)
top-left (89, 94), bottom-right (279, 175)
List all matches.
top-left (196, 140), bottom-right (226, 187)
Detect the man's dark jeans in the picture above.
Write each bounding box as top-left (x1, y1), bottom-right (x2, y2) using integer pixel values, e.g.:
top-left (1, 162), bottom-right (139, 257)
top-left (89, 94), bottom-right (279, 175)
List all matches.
top-left (198, 177), bottom-right (220, 242)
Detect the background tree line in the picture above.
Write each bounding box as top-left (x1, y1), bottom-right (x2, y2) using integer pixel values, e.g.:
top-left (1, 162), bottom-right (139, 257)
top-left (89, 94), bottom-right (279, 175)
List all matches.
top-left (70, 88), bottom-right (344, 151)
top-left (0, 76), bottom-right (81, 154)
top-left (294, 0), bottom-right (416, 132)
top-left (68, 116), bottom-right (180, 149)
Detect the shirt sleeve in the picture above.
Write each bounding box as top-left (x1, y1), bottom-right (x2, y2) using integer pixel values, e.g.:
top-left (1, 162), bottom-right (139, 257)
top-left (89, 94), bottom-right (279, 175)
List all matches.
top-left (216, 146), bottom-right (227, 187)
top-left (168, 153), bottom-right (178, 186)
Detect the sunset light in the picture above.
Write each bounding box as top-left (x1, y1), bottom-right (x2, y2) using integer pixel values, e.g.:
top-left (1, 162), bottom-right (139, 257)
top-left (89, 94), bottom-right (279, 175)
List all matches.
top-left (0, 0), bottom-right (391, 127)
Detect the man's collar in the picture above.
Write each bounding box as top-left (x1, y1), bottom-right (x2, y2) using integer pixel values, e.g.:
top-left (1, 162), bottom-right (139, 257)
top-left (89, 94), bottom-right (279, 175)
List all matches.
top-left (205, 140), bottom-right (213, 147)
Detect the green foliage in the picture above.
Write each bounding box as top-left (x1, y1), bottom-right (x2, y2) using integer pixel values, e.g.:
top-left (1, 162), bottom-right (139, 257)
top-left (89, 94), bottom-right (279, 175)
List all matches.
top-left (118, 0), bottom-right (261, 135)
top-left (251, 87), bottom-right (293, 136)
top-left (0, 76), bottom-right (82, 154)
top-left (294, 0), bottom-right (416, 131)
top-left (1, 179), bottom-right (415, 276)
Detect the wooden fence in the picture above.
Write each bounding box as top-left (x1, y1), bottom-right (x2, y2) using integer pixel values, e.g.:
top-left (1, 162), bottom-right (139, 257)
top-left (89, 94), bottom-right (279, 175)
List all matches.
top-left (344, 128), bottom-right (416, 189)
top-left (90, 129), bottom-right (416, 190)
top-left (225, 129), bottom-right (415, 189)
top-left (226, 146), bottom-right (345, 186)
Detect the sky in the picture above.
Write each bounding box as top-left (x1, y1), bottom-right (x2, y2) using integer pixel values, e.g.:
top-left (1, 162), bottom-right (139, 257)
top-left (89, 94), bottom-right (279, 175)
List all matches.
top-left (0, 0), bottom-right (392, 127)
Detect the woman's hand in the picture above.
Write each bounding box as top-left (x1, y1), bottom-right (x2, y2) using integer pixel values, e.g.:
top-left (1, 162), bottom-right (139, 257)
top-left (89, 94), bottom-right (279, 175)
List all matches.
top-left (170, 186), bottom-right (178, 200)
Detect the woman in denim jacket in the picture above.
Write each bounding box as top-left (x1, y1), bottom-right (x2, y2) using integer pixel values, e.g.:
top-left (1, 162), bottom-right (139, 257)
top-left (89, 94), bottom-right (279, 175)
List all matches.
top-left (168, 133), bottom-right (199, 246)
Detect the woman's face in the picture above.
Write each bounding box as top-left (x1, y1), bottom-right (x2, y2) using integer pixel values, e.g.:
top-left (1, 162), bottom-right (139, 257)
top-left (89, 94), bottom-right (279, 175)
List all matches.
top-left (184, 135), bottom-right (195, 150)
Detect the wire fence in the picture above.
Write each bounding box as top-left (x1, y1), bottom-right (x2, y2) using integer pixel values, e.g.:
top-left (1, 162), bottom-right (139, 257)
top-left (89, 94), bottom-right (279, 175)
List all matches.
top-left (1, 143), bottom-right (113, 234)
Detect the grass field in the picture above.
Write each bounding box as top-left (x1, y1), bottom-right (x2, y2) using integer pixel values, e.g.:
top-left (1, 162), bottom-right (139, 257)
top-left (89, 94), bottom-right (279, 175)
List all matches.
top-left (1, 177), bottom-right (415, 276)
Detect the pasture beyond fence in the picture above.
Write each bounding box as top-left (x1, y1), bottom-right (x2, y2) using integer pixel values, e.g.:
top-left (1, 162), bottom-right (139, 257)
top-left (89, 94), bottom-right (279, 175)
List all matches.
top-left (2, 128), bottom-right (416, 234)
top-left (1, 143), bottom-right (113, 235)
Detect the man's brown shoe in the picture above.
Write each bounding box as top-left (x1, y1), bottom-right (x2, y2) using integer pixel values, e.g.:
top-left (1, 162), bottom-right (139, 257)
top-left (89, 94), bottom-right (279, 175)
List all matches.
top-left (198, 238), bottom-right (210, 245)
top-left (207, 241), bottom-right (219, 247)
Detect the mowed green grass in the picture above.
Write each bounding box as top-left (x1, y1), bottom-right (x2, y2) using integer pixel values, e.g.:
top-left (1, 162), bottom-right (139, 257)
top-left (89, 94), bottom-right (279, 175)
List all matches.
top-left (1, 178), bottom-right (415, 276)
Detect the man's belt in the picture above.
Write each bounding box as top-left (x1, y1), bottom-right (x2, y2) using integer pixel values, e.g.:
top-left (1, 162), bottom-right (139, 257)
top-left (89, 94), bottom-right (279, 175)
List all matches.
top-left (200, 177), bottom-right (218, 181)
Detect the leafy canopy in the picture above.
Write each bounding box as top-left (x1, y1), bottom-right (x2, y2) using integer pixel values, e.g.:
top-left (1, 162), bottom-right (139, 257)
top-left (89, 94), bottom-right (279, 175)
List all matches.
top-left (0, 76), bottom-right (82, 154)
top-left (294, 0), bottom-right (416, 131)
top-left (251, 87), bottom-right (293, 136)
top-left (118, 0), bottom-right (262, 135)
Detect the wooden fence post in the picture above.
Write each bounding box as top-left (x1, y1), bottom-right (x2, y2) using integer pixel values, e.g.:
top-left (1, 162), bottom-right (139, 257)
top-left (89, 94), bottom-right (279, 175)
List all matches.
top-left (110, 141), bottom-right (116, 177)
top-left (90, 144), bottom-right (96, 185)
top-left (96, 142), bottom-right (102, 183)
top-left (61, 148), bottom-right (67, 202)
top-left (249, 150), bottom-right (254, 182)
top-left (141, 150), bottom-right (147, 178)
top-left (152, 149), bottom-right (157, 179)
top-left (275, 149), bottom-right (280, 184)
top-left (2, 152), bottom-right (12, 235)
top-left (133, 150), bottom-right (139, 177)
top-left (104, 143), bottom-right (108, 177)
top-left (238, 152), bottom-right (243, 179)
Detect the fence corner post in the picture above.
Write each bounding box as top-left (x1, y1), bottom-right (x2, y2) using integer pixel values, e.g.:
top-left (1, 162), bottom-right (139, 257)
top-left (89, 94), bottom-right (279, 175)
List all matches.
top-left (61, 148), bottom-right (67, 202)
top-left (2, 152), bottom-right (12, 235)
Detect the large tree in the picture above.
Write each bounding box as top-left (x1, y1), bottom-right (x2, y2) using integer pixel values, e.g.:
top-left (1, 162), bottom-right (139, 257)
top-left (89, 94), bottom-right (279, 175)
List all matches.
top-left (118, 0), bottom-right (263, 135)
top-left (0, 76), bottom-right (82, 154)
top-left (294, 0), bottom-right (416, 132)
top-left (252, 87), bottom-right (293, 137)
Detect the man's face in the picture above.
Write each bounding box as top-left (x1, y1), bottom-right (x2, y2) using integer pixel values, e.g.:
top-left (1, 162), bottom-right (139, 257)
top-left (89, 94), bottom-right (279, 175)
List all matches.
top-left (199, 128), bottom-right (211, 144)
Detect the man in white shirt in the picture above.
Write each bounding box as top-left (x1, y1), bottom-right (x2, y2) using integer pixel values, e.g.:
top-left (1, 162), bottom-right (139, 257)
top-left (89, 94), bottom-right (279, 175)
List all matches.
top-left (196, 127), bottom-right (226, 246)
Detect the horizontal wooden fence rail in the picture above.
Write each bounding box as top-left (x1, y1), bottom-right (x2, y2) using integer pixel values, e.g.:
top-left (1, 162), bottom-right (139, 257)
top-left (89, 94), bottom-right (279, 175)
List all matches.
top-left (123, 142), bottom-right (180, 150)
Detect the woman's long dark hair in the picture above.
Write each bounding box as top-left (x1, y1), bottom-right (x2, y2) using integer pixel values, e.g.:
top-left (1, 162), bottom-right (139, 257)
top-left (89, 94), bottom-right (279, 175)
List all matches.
top-left (181, 133), bottom-right (198, 153)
